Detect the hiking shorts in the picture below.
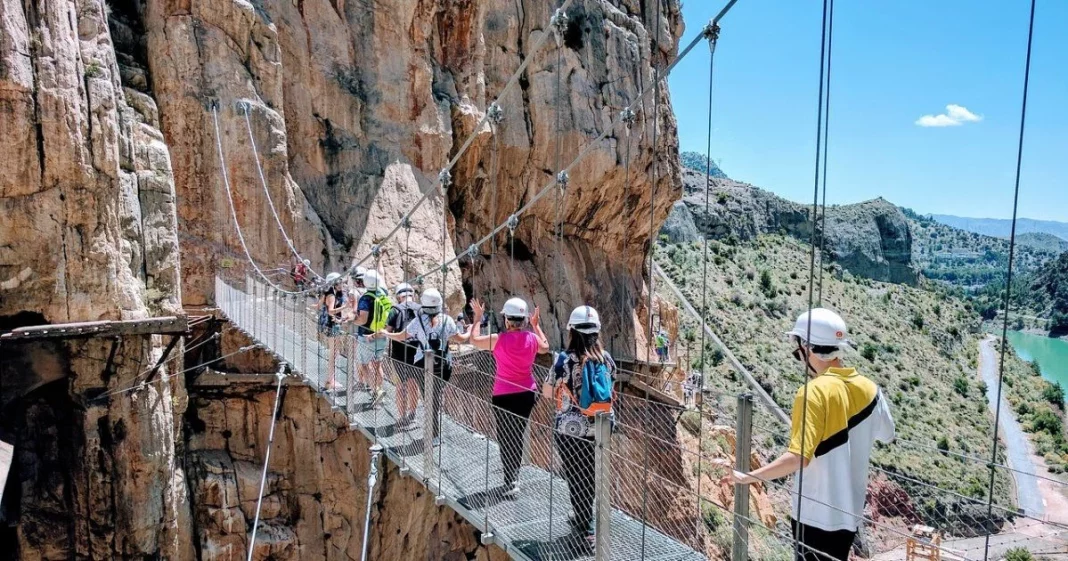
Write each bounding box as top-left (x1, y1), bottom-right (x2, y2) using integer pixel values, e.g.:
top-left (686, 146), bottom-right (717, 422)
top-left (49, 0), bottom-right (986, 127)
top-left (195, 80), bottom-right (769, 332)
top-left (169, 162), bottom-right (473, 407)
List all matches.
top-left (357, 336), bottom-right (388, 364)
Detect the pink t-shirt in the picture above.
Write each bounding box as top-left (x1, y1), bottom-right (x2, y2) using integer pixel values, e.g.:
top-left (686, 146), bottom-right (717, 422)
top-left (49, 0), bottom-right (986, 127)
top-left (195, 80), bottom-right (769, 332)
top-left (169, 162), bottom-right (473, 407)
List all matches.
top-left (492, 330), bottom-right (539, 396)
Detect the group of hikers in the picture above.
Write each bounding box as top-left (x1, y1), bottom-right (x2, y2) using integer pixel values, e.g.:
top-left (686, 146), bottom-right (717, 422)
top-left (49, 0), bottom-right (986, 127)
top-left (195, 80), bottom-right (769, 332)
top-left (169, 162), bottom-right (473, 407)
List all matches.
top-left (305, 265), bottom-right (894, 560)
top-left (311, 267), bottom-right (615, 548)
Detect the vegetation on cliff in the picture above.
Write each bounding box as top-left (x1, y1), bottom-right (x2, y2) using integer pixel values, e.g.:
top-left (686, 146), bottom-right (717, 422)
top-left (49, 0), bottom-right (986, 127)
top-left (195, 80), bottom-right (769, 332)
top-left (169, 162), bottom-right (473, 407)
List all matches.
top-left (655, 234), bottom-right (1016, 530)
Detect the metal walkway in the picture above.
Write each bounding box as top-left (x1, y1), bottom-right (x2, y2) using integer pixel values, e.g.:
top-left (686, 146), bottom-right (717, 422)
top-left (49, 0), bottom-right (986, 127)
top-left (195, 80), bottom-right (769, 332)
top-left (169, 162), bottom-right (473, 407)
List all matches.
top-left (216, 275), bottom-right (708, 561)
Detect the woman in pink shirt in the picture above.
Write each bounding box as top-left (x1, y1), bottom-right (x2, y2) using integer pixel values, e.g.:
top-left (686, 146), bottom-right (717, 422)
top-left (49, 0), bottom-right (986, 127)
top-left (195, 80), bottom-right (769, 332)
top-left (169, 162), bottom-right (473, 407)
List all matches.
top-left (471, 297), bottom-right (550, 498)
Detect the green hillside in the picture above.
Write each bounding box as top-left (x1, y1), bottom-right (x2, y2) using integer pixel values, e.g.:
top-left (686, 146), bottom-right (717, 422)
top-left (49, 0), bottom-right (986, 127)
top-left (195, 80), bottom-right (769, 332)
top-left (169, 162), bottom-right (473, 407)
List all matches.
top-left (905, 209), bottom-right (1060, 288)
top-left (655, 234), bottom-right (1018, 528)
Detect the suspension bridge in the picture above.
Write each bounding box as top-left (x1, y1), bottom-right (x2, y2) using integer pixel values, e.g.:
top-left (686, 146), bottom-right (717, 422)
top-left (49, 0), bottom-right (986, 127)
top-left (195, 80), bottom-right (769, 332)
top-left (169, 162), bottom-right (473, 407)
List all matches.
top-left (187, 0), bottom-right (1068, 558)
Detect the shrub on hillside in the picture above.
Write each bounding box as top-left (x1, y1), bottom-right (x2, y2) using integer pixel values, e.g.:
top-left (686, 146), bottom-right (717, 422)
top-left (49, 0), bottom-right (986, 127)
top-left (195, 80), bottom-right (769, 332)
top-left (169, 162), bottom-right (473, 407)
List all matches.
top-left (912, 313), bottom-right (925, 330)
top-left (953, 376), bottom-right (969, 397)
top-left (1032, 407), bottom-right (1062, 437)
top-left (861, 343), bottom-right (878, 362)
top-left (1044, 381), bottom-right (1065, 408)
top-left (759, 270), bottom-right (775, 297)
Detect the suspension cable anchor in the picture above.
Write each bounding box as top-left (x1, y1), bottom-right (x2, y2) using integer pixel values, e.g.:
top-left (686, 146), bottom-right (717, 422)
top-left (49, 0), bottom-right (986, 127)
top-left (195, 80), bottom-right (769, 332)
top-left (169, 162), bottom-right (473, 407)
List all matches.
top-left (620, 108), bottom-right (636, 136)
top-left (506, 214), bottom-right (519, 232)
top-left (556, 170), bottom-right (570, 190)
top-left (438, 169), bottom-right (452, 190)
top-left (702, 21), bottom-right (721, 42)
top-left (401, 216), bottom-right (411, 230)
top-left (370, 245), bottom-right (381, 258)
top-left (467, 244), bottom-right (479, 258)
top-left (487, 102), bottom-right (504, 125)
top-left (415, 275), bottom-right (425, 286)
top-left (550, 8), bottom-right (569, 47)
top-left (236, 99), bottom-right (252, 114)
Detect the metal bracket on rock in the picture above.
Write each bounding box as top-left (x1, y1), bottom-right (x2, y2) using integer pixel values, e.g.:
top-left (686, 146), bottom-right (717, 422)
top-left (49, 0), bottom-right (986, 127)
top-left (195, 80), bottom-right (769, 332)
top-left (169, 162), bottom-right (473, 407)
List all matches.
top-left (620, 108), bottom-right (636, 135)
top-left (556, 170), bottom-right (570, 191)
top-left (371, 245), bottom-right (381, 258)
top-left (401, 216), bottom-right (411, 230)
top-left (438, 169), bottom-right (452, 190)
top-left (487, 103), bottom-right (504, 126)
top-left (507, 214), bottom-right (519, 232)
top-left (467, 244), bottom-right (479, 258)
top-left (550, 8), bottom-right (569, 47)
top-left (236, 99), bottom-right (253, 114)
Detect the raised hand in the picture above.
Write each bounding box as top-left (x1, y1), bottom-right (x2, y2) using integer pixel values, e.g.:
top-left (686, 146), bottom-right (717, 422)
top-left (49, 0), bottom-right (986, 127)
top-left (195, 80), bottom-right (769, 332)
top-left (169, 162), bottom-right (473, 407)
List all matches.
top-left (531, 305), bottom-right (541, 325)
top-left (471, 298), bottom-right (485, 319)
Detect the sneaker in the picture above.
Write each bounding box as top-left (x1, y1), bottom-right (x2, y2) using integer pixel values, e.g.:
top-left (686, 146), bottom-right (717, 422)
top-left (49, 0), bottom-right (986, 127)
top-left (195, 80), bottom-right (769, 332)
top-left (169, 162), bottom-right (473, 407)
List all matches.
top-left (502, 482), bottom-right (520, 499)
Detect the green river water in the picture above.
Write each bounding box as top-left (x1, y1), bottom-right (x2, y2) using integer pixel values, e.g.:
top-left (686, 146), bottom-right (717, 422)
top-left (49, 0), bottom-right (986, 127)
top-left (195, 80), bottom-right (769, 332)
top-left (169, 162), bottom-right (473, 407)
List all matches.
top-left (1006, 330), bottom-right (1068, 389)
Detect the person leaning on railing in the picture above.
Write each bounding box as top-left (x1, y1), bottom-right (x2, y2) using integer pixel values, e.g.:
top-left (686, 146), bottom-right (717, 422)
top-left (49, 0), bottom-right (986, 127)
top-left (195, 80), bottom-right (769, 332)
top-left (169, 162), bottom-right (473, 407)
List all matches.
top-left (723, 308), bottom-right (895, 561)
top-left (469, 297), bottom-right (550, 499)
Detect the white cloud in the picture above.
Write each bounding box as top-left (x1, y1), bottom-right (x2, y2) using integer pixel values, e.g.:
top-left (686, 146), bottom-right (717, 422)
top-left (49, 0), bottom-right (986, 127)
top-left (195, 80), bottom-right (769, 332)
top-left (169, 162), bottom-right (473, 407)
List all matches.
top-left (916, 104), bottom-right (983, 127)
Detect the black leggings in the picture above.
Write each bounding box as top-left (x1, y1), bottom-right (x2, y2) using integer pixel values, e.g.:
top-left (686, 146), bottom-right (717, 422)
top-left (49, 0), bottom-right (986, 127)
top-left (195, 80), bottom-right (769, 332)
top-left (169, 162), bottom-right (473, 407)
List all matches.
top-left (491, 391), bottom-right (537, 486)
top-left (556, 433), bottom-right (595, 532)
top-left (791, 520), bottom-right (856, 561)
top-left (415, 358), bottom-right (452, 437)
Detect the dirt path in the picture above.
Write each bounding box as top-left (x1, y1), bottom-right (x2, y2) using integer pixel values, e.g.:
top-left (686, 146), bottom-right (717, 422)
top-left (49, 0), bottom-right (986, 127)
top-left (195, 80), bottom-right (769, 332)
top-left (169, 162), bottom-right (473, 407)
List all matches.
top-left (979, 336), bottom-right (1045, 516)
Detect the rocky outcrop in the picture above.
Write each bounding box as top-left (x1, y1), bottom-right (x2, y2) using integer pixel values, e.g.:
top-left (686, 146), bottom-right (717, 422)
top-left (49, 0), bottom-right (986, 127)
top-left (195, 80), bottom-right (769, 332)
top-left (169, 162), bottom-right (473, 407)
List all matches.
top-left (143, 0), bottom-right (683, 343)
top-left (0, 0), bottom-right (189, 554)
top-left (669, 167), bottom-right (919, 285)
top-left (2, 0), bottom-right (687, 556)
top-left (185, 372), bottom-right (509, 561)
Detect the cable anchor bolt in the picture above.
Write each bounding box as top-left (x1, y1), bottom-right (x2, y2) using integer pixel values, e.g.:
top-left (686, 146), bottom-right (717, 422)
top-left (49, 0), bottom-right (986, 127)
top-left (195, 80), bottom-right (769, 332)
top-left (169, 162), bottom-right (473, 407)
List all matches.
top-left (467, 244), bottom-right (479, 258)
top-left (401, 216), bottom-right (411, 230)
top-left (702, 21), bottom-right (721, 43)
top-left (507, 214), bottom-right (519, 232)
top-left (620, 108), bottom-right (636, 135)
top-left (415, 275), bottom-right (425, 286)
top-left (371, 245), bottom-right (381, 258)
top-left (487, 103), bottom-right (504, 125)
top-left (556, 170), bottom-right (570, 191)
top-left (550, 8), bottom-right (569, 47)
top-left (438, 169), bottom-right (453, 189)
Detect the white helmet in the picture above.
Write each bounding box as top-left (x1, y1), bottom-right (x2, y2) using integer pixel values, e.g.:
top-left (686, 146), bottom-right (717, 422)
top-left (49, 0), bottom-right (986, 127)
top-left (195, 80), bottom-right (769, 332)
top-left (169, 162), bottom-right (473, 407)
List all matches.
top-left (395, 283), bottom-right (415, 298)
top-left (324, 272), bottom-right (342, 285)
top-left (302, 258), bottom-right (310, 266)
top-left (421, 288), bottom-right (443, 314)
top-left (501, 297), bottom-right (529, 319)
top-left (355, 266), bottom-right (368, 284)
top-left (567, 305), bottom-right (601, 334)
top-left (363, 269), bottom-right (381, 290)
top-left (785, 308), bottom-right (849, 348)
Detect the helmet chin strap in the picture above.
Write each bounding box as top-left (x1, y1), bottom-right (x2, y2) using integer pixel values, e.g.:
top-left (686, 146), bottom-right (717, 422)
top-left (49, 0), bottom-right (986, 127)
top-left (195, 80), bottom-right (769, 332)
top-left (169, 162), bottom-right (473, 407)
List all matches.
top-left (796, 340), bottom-right (820, 376)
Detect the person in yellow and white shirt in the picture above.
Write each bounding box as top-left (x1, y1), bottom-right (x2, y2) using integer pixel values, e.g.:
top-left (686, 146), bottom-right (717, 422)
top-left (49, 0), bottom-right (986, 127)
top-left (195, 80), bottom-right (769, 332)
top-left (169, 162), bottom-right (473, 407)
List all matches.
top-left (725, 308), bottom-right (895, 561)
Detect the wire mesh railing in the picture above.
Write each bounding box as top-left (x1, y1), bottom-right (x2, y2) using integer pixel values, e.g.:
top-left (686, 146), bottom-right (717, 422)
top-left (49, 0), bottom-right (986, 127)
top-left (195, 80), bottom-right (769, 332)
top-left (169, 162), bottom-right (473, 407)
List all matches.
top-left (216, 273), bottom-right (1068, 561)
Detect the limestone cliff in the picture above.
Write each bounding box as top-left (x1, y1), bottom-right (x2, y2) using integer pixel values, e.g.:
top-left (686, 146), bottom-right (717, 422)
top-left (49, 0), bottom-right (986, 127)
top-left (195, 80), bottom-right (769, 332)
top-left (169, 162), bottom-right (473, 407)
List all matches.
top-left (0, 0), bottom-right (189, 553)
top-left (1, 0), bottom-right (686, 557)
top-left (664, 167), bottom-right (918, 285)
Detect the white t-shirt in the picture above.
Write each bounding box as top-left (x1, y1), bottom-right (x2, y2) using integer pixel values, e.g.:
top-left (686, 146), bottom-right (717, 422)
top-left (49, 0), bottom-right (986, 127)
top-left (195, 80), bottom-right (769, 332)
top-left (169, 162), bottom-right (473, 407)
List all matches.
top-left (404, 313), bottom-right (461, 363)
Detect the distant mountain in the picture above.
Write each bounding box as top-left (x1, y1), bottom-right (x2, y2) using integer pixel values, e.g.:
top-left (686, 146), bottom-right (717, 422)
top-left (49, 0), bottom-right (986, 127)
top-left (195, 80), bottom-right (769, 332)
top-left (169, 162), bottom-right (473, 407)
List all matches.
top-left (1017, 232), bottom-right (1068, 254)
top-left (664, 168), bottom-right (917, 284)
top-left (932, 215), bottom-right (1068, 242)
top-left (906, 211), bottom-right (1060, 289)
top-left (679, 151), bottom-right (728, 179)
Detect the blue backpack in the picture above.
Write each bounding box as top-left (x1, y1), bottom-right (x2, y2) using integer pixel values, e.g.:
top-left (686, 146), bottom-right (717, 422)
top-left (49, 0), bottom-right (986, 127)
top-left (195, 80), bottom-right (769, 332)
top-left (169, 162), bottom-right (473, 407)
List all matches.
top-left (579, 360), bottom-right (613, 414)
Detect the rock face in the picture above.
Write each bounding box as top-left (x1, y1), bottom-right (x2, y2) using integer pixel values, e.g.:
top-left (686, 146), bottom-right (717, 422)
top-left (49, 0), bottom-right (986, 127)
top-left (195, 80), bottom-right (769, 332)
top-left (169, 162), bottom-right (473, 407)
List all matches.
top-left (185, 373), bottom-right (509, 561)
top-left (143, 0), bottom-right (683, 343)
top-left (669, 167), bottom-right (918, 285)
top-left (0, 0), bottom-right (189, 554)
top-left (1, 0), bottom-right (687, 556)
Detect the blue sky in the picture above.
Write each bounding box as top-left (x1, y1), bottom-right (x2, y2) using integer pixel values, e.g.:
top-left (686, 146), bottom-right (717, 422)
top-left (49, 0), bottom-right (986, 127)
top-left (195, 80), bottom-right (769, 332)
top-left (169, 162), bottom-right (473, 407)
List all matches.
top-left (668, 1), bottom-right (1068, 221)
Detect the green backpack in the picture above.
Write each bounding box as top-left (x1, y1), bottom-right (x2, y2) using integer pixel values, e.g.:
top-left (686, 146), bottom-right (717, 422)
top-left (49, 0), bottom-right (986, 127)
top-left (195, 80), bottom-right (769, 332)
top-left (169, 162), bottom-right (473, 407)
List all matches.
top-left (369, 289), bottom-right (394, 332)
